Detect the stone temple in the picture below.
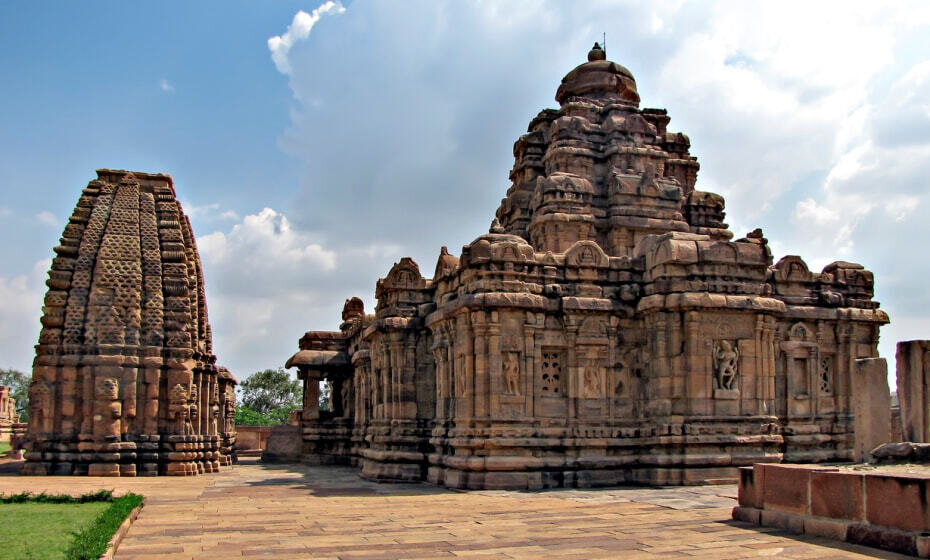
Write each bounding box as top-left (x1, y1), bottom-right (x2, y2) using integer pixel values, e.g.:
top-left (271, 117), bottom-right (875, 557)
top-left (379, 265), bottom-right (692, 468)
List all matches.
top-left (22, 169), bottom-right (237, 476)
top-left (285, 44), bottom-right (889, 489)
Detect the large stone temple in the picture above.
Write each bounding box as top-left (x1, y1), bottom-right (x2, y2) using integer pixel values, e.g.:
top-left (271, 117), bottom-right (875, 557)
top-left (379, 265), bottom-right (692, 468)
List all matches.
top-left (285, 44), bottom-right (890, 489)
top-left (23, 169), bottom-right (237, 476)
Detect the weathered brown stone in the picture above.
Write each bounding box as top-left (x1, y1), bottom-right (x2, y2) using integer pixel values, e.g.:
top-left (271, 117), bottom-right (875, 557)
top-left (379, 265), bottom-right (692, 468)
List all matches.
top-left (22, 169), bottom-right (237, 476)
top-left (286, 44), bottom-right (889, 489)
top-left (852, 358), bottom-right (893, 461)
top-left (897, 340), bottom-right (930, 443)
top-left (810, 471), bottom-right (864, 521)
top-left (865, 474), bottom-right (930, 532)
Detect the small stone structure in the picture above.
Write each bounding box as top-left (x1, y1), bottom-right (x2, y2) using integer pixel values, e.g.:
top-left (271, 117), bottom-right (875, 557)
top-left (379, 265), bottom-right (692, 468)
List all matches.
top-left (734, 463), bottom-right (930, 557)
top-left (22, 169), bottom-right (236, 476)
top-left (285, 45), bottom-right (889, 489)
top-left (0, 385), bottom-right (18, 443)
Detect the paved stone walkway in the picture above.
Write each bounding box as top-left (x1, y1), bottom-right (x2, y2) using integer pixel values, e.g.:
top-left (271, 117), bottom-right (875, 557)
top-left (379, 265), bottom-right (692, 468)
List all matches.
top-left (0, 459), bottom-right (908, 559)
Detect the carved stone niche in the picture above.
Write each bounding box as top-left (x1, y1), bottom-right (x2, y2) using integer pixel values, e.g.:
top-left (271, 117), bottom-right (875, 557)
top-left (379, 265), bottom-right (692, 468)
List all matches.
top-left (502, 352), bottom-right (522, 397)
top-left (495, 351), bottom-right (525, 418)
top-left (713, 339), bottom-right (740, 400)
top-left (781, 322), bottom-right (818, 417)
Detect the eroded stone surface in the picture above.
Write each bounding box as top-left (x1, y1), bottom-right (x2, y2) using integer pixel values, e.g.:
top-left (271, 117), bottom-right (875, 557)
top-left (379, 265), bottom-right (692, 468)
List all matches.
top-left (286, 44), bottom-right (889, 489)
top-left (22, 169), bottom-right (236, 476)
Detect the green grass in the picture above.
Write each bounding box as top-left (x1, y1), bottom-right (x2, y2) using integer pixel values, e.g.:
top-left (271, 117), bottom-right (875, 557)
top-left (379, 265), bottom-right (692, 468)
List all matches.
top-left (0, 441), bottom-right (10, 456)
top-left (65, 493), bottom-right (144, 560)
top-left (0, 490), bottom-right (144, 560)
top-left (0, 502), bottom-right (109, 560)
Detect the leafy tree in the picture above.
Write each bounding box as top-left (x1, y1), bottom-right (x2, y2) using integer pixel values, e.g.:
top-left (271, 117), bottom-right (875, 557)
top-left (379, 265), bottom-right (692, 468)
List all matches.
top-left (237, 368), bottom-right (301, 423)
top-left (319, 380), bottom-right (331, 412)
top-left (0, 368), bottom-right (29, 422)
top-left (234, 405), bottom-right (276, 426)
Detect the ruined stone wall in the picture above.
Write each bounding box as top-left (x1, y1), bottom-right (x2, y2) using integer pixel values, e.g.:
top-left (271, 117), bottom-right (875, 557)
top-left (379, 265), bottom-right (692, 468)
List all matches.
top-left (23, 170), bottom-right (236, 476)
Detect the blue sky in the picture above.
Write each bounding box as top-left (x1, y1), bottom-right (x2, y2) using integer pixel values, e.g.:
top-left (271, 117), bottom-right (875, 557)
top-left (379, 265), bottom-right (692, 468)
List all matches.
top-left (2, 1), bottom-right (930, 388)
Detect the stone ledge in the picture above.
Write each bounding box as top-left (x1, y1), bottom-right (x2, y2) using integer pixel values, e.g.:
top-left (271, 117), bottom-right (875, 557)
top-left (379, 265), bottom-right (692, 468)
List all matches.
top-left (735, 463), bottom-right (930, 557)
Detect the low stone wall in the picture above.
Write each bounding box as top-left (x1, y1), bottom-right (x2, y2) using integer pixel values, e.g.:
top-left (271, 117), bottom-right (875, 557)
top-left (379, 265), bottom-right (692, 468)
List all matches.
top-left (262, 425), bottom-right (302, 463)
top-left (235, 426), bottom-right (271, 457)
top-left (733, 463), bottom-right (930, 557)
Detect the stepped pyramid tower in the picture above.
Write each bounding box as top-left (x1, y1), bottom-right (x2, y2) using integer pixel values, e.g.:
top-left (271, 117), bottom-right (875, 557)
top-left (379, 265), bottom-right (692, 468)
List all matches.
top-left (23, 169), bottom-right (237, 476)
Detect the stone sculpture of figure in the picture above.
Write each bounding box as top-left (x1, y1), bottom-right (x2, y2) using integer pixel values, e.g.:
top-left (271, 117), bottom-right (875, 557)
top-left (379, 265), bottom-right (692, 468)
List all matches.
top-left (714, 340), bottom-right (739, 391)
top-left (188, 385), bottom-right (198, 434)
top-left (223, 387), bottom-right (236, 433)
top-left (583, 363), bottom-right (601, 398)
top-left (93, 377), bottom-right (121, 439)
top-left (168, 384), bottom-right (189, 435)
top-left (503, 353), bottom-right (520, 395)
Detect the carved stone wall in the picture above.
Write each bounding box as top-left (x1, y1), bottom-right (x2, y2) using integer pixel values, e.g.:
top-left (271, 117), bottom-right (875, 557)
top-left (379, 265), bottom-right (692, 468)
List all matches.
top-left (286, 44), bottom-right (889, 488)
top-left (23, 169), bottom-right (237, 476)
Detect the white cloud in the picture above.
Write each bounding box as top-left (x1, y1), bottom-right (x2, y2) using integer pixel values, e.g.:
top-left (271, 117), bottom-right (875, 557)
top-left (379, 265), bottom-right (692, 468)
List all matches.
top-left (793, 199), bottom-right (839, 225)
top-left (0, 259), bottom-right (49, 372)
top-left (34, 211), bottom-right (57, 226)
top-left (199, 207), bottom-right (336, 271)
top-left (268, 2), bottom-right (345, 75)
top-left (159, 78), bottom-right (175, 93)
top-left (196, 208), bottom-right (365, 375)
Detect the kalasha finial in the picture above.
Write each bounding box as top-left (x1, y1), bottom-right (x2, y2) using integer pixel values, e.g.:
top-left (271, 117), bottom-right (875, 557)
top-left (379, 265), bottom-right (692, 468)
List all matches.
top-left (489, 218), bottom-right (504, 234)
top-left (588, 42), bottom-right (606, 62)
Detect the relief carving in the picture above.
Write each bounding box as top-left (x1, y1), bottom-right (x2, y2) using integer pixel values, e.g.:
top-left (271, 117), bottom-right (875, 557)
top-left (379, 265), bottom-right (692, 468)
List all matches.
top-left (713, 340), bottom-right (739, 391)
top-left (503, 352), bottom-right (521, 395)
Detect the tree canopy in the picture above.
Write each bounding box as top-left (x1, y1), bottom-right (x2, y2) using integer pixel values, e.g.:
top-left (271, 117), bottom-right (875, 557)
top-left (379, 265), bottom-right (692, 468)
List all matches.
top-left (235, 368), bottom-right (301, 426)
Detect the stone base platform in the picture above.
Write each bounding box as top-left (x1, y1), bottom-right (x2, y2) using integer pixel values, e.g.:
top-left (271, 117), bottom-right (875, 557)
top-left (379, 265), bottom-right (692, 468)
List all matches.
top-left (734, 462), bottom-right (930, 557)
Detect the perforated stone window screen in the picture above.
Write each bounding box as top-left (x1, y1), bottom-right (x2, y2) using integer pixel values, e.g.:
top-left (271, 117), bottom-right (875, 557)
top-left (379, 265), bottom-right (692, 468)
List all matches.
top-left (540, 350), bottom-right (563, 395)
top-left (819, 357), bottom-right (832, 395)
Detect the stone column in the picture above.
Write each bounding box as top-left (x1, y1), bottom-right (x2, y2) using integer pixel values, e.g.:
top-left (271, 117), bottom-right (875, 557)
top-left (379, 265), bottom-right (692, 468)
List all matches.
top-left (851, 357), bottom-right (892, 461)
top-left (896, 340), bottom-right (930, 442)
top-left (301, 368), bottom-right (321, 420)
top-left (473, 318), bottom-right (489, 419)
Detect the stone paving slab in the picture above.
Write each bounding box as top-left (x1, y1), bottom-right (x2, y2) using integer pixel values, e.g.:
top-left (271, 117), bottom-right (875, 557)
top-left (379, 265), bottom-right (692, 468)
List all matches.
top-left (0, 460), bottom-right (910, 559)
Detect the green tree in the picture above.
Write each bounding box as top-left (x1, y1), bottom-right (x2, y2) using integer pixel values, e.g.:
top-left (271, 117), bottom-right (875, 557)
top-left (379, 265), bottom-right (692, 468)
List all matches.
top-left (236, 368), bottom-right (301, 425)
top-left (0, 368), bottom-right (29, 422)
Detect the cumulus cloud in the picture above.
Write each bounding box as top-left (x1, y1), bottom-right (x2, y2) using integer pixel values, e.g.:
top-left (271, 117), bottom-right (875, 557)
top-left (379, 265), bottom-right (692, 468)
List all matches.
top-left (264, 0), bottom-right (930, 383)
top-left (158, 78), bottom-right (174, 93)
top-left (199, 207), bottom-right (336, 272)
top-left (195, 207), bottom-right (400, 376)
top-left (0, 259), bottom-right (50, 372)
top-left (268, 1), bottom-right (345, 75)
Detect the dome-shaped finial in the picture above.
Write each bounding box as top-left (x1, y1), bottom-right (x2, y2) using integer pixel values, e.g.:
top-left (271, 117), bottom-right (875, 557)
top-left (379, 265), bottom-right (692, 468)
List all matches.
top-left (588, 42), bottom-right (606, 62)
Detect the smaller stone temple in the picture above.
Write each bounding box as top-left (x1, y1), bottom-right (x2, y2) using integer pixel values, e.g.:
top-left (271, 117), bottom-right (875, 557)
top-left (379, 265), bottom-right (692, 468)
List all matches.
top-left (0, 386), bottom-right (19, 443)
top-left (286, 44), bottom-right (890, 489)
top-left (22, 169), bottom-right (237, 476)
